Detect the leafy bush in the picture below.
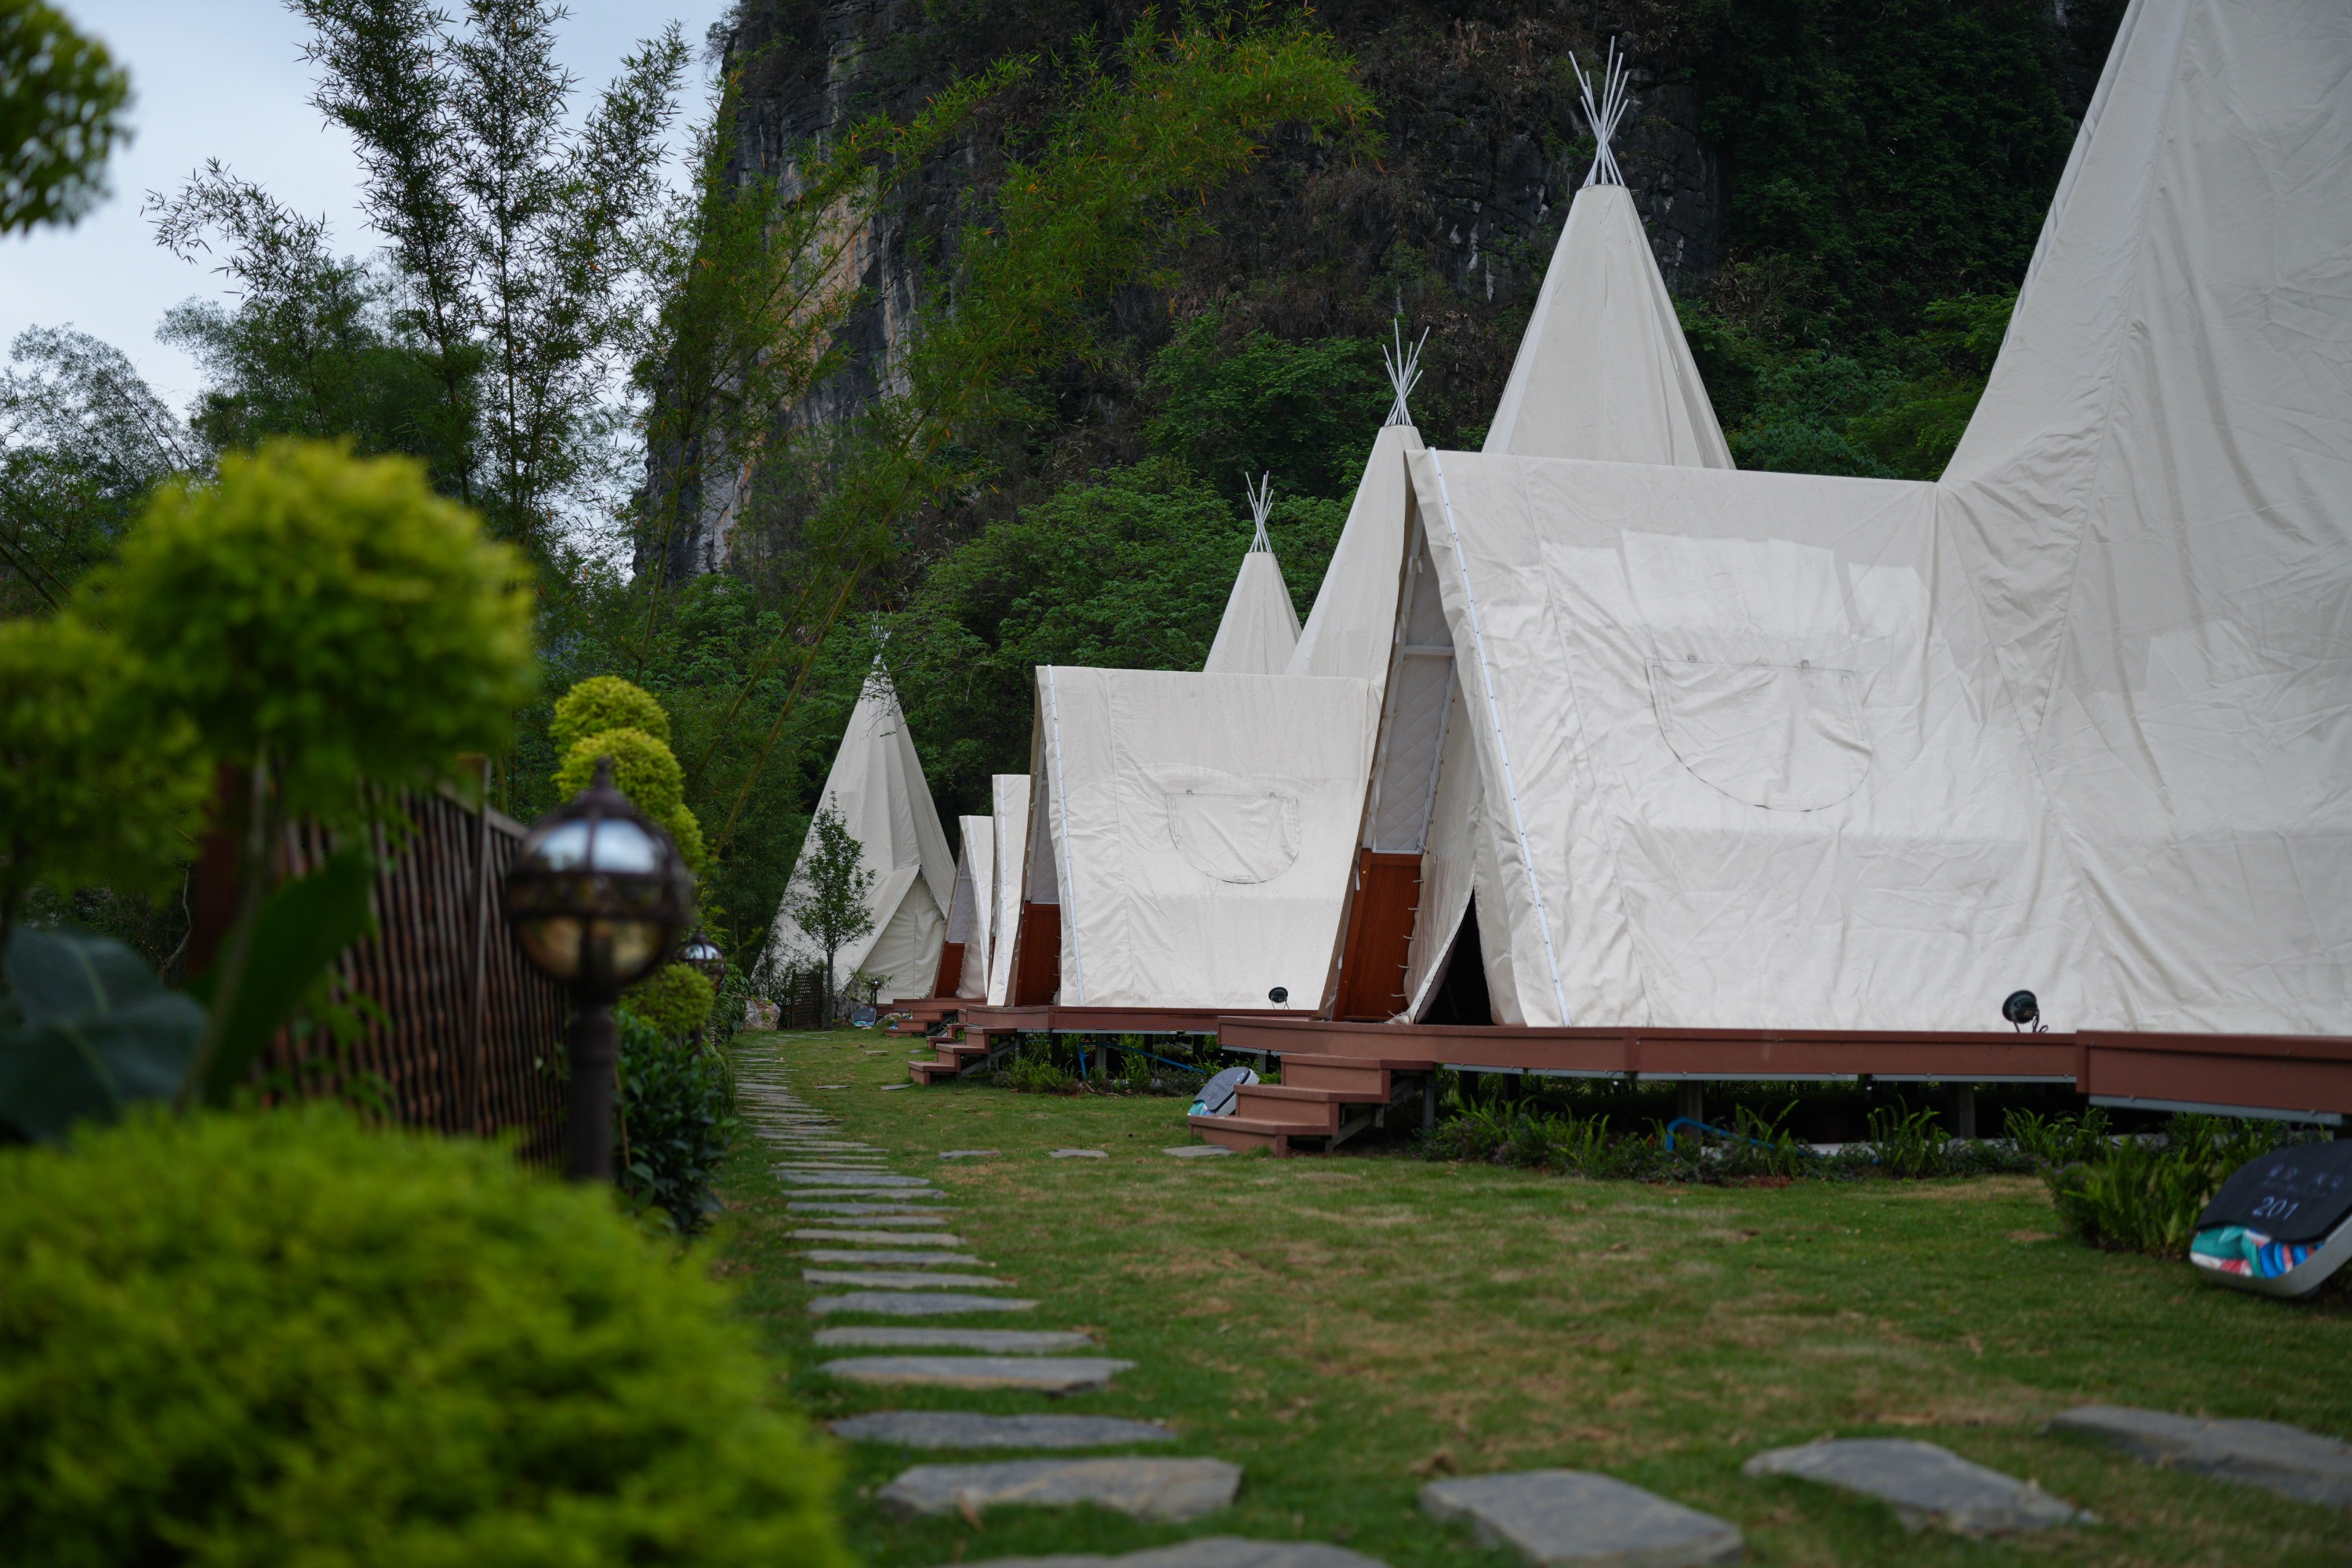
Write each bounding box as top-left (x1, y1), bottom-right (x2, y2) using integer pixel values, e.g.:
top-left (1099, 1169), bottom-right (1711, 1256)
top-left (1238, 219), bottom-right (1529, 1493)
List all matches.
top-left (623, 961), bottom-right (717, 1039)
top-left (0, 615), bottom-right (209, 939)
top-left (552, 673), bottom-right (671, 753)
top-left (617, 1013), bottom-right (736, 1234)
top-left (0, 1105), bottom-right (841, 1568)
top-left (1003, 1054), bottom-right (1075, 1094)
top-left (557, 724), bottom-right (684, 818)
top-left (99, 439), bottom-right (535, 825)
top-left (2004, 1105), bottom-right (2114, 1167)
top-left (2044, 1116), bottom-right (2300, 1257)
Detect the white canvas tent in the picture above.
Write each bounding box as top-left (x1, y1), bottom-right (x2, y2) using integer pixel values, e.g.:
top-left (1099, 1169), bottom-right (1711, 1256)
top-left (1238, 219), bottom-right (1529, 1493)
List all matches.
top-left (766, 666), bottom-right (958, 1004)
top-left (1341, 71), bottom-right (1741, 1020)
top-left (1202, 474), bottom-right (1301, 674)
top-left (983, 772), bottom-right (1030, 1005)
top-left (1022, 666), bottom-right (1377, 1008)
top-left (1365, 0), bottom-right (2352, 1035)
top-left (950, 815), bottom-right (993, 998)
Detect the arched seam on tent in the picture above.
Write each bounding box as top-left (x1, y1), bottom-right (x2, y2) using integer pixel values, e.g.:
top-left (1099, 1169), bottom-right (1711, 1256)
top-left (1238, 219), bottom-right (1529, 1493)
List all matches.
top-left (1042, 665), bottom-right (1085, 1003)
top-left (1427, 452), bottom-right (1570, 1024)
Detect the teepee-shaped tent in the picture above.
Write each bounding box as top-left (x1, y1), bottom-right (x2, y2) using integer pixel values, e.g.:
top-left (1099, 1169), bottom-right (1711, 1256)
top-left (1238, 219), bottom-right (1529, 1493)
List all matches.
top-left (1287, 326), bottom-right (1430, 688)
top-left (1485, 46), bottom-right (1731, 468)
top-left (767, 663), bottom-right (958, 1005)
top-left (1344, 0), bottom-right (2352, 1036)
top-left (1328, 49), bottom-right (1740, 1020)
top-left (1202, 473), bottom-right (1301, 674)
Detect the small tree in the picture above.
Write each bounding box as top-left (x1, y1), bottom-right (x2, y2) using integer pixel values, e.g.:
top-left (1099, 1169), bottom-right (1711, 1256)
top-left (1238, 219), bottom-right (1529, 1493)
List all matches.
top-left (778, 803), bottom-right (873, 1029)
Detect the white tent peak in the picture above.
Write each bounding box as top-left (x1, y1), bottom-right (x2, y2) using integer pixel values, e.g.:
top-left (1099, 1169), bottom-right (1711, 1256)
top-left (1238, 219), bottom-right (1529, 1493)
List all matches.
top-left (1383, 321), bottom-right (1428, 428)
top-left (1244, 471), bottom-right (1275, 552)
top-left (1570, 39), bottom-right (1631, 190)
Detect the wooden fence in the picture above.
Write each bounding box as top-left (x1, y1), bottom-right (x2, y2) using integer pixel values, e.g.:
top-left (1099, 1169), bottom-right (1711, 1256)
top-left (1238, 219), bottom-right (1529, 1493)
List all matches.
top-left (191, 780), bottom-right (569, 1159)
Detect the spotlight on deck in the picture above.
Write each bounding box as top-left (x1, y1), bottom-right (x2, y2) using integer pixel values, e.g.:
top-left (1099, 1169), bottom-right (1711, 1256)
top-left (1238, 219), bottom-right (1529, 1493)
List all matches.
top-left (2002, 989), bottom-right (2041, 1032)
top-left (1269, 986), bottom-right (1289, 1005)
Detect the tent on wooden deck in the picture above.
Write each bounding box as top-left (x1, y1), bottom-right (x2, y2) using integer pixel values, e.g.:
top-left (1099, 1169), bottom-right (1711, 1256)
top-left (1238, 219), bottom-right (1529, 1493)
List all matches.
top-left (1348, 0), bottom-right (2352, 1036)
top-left (946, 814), bottom-right (993, 998)
top-left (1202, 473), bottom-right (1301, 676)
top-left (1008, 666), bottom-right (1377, 1010)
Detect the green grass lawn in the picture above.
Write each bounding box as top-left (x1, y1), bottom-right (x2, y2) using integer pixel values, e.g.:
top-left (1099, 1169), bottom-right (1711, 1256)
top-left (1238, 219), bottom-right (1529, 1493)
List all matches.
top-left (716, 1029), bottom-right (2352, 1568)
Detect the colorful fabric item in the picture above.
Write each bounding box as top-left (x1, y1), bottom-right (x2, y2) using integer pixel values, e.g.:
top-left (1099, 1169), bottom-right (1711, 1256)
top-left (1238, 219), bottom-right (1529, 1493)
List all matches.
top-left (2191, 1225), bottom-right (2314, 1279)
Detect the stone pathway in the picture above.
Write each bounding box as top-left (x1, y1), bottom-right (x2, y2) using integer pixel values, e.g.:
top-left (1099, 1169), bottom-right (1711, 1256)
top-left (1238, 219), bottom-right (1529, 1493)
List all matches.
top-left (818, 1355), bottom-right (1136, 1392)
top-left (879, 1457), bottom-right (1243, 1521)
top-left (1421, 1470), bottom-right (1744, 1568)
top-left (960, 1541), bottom-right (1381, 1568)
top-left (833, 1412), bottom-right (1175, 1449)
top-left (1742, 1438), bottom-right (2090, 1536)
top-left (2049, 1405), bottom-right (2352, 1509)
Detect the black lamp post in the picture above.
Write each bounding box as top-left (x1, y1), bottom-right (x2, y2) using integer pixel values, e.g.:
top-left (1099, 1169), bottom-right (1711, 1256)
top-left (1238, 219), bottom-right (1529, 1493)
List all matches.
top-left (504, 759), bottom-right (693, 1181)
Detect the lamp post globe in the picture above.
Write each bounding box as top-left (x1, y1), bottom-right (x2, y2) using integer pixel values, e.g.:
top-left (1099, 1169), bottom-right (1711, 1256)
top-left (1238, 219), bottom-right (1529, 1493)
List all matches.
top-left (681, 931), bottom-right (726, 988)
top-left (504, 757), bottom-right (693, 1181)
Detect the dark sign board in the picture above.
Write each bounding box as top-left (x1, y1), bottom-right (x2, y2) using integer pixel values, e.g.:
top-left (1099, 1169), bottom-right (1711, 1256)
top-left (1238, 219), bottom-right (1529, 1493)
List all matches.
top-left (2196, 1140), bottom-right (2352, 1243)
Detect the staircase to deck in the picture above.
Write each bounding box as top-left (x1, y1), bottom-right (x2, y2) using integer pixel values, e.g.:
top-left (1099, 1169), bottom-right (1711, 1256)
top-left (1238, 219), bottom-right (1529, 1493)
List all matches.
top-left (1187, 1053), bottom-right (1437, 1155)
top-left (907, 1027), bottom-right (997, 1084)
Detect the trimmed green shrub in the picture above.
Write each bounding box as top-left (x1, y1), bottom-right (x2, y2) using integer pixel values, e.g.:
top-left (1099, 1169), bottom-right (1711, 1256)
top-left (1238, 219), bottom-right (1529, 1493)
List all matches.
top-left (623, 962), bottom-right (717, 1039)
top-left (0, 1106), bottom-right (842, 1568)
top-left (617, 1013), bottom-right (735, 1234)
top-left (2044, 1115), bottom-right (2299, 1257)
top-left (556, 726), bottom-right (684, 820)
top-left (552, 674), bottom-right (671, 754)
top-left (663, 800), bottom-right (708, 873)
top-left (98, 440), bottom-right (535, 824)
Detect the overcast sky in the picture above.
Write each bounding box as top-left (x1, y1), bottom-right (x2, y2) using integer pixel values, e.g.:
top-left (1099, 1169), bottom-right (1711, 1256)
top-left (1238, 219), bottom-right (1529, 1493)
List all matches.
top-left (0, 0), bottom-right (735, 410)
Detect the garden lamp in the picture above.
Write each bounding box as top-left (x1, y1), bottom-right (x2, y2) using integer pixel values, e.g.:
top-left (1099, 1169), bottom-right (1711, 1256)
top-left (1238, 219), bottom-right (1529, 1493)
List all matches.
top-left (504, 758), bottom-right (693, 1181)
top-left (681, 930), bottom-right (726, 988)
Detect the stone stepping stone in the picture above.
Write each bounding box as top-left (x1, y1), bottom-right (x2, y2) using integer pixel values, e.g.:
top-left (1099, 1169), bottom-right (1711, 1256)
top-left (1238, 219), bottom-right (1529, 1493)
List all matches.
top-left (1051, 1149), bottom-right (1108, 1159)
top-left (1421, 1470), bottom-right (1743, 1568)
top-left (880, 1083), bottom-right (913, 1091)
top-left (793, 1229), bottom-right (967, 1246)
top-left (799, 1250), bottom-right (982, 1265)
top-left (818, 1355), bottom-right (1134, 1392)
top-left (815, 1083), bottom-right (850, 1088)
top-left (776, 1171), bottom-right (934, 1187)
top-left (815, 1326), bottom-right (1094, 1353)
top-left (1164, 1146), bottom-right (1235, 1158)
top-left (1742, 1439), bottom-right (2089, 1535)
top-left (954, 1539), bottom-right (1389, 1568)
top-left (834, 1411), bottom-right (1174, 1449)
top-left (809, 1291), bottom-right (1036, 1316)
top-left (790, 1200), bottom-right (947, 1215)
top-left (804, 1269), bottom-right (1006, 1288)
top-left (2048, 1405), bottom-right (2352, 1509)
top-left (941, 1149), bottom-right (1000, 1159)
top-left (879, 1457), bottom-right (1242, 1522)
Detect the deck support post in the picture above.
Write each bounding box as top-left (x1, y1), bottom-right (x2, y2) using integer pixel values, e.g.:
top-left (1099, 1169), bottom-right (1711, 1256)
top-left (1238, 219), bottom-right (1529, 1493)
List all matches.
top-left (1423, 1073), bottom-right (1436, 1130)
top-left (1949, 1083), bottom-right (1978, 1140)
top-left (1676, 1081), bottom-right (1704, 1125)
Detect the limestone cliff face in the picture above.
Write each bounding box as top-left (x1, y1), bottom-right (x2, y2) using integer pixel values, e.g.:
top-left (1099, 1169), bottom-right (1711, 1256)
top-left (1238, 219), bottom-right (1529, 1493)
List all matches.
top-left (641, 2), bottom-right (1722, 580)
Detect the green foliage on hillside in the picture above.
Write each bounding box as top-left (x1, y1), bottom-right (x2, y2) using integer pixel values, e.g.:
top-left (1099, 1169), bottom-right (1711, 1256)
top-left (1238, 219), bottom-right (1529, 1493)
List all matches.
top-left (1144, 316), bottom-right (1388, 500)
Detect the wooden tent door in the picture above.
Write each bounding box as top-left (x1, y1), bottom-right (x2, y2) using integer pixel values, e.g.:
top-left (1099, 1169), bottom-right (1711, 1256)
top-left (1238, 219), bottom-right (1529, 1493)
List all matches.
top-left (1333, 850), bottom-right (1420, 1020)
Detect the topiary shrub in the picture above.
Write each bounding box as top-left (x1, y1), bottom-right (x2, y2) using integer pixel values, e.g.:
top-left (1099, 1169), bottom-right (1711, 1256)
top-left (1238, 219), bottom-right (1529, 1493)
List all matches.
top-left (662, 800), bottom-right (708, 873)
top-left (556, 726), bottom-right (684, 819)
top-left (0, 1106), bottom-right (843, 1568)
top-left (552, 674), bottom-right (671, 754)
top-left (623, 962), bottom-right (717, 1039)
top-left (100, 439), bottom-right (535, 825)
top-left (617, 1013), bottom-right (735, 1234)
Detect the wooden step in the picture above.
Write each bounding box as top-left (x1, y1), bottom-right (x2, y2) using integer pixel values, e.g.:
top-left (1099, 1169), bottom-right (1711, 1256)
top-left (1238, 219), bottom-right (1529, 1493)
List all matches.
top-left (1231, 1083), bottom-right (1352, 1132)
top-left (907, 1061), bottom-right (960, 1085)
top-left (1274, 1054), bottom-right (1432, 1098)
top-left (1187, 1114), bottom-right (1294, 1155)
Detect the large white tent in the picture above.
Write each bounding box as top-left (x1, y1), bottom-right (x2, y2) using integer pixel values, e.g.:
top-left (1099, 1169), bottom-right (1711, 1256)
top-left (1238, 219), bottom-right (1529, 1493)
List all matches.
top-left (1363, 0), bottom-right (2352, 1035)
top-left (1018, 665), bottom-right (1377, 1008)
top-left (1201, 474), bottom-right (1301, 675)
top-left (1335, 68), bottom-right (1740, 1020)
top-left (982, 772), bottom-right (1030, 1005)
top-left (766, 666), bottom-right (958, 1004)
